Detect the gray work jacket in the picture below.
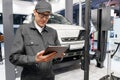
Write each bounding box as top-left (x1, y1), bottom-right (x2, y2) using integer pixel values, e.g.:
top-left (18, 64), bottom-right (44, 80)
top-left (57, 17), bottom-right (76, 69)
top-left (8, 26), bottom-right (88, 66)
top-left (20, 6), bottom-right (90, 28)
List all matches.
top-left (9, 21), bottom-right (60, 80)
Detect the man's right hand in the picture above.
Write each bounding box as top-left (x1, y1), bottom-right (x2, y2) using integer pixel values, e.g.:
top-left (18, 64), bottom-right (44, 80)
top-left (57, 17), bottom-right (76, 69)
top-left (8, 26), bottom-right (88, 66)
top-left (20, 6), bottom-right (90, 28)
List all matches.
top-left (35, 50), bottom-right (57, 63)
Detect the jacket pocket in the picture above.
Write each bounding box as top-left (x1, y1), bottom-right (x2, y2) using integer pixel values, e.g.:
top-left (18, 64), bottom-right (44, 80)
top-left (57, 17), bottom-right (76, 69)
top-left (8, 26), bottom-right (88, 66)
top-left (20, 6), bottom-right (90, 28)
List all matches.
top-left (25, 41), bottom-right (39, 46)
top-left (25, 41), bottom-right (40, 55)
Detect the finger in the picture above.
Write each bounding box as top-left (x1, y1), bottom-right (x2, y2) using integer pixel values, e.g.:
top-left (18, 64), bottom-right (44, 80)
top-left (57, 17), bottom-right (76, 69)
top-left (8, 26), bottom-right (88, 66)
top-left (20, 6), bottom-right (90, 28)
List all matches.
top-left (56, 53), bottom-right (65, 58)
top-left (46, 52), bottom-right (57, 60)
top-left (37, 50), bottom-right (45, 56)
top-left (60, 53), bottom-right (65, 58)
top-left (62, 53), bottom-right (65, 56)
top-left (45, 52), bottom-right (56, 56)
top-left (43, 52), bottom-right (57, 62)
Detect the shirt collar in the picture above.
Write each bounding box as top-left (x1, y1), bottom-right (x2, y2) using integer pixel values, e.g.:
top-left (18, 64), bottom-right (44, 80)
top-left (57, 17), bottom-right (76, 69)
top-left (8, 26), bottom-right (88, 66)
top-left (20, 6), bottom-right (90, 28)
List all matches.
top-left (34, 21), bottom-right (44, 33)
top-left (29, 21), bottom-right (48, 32)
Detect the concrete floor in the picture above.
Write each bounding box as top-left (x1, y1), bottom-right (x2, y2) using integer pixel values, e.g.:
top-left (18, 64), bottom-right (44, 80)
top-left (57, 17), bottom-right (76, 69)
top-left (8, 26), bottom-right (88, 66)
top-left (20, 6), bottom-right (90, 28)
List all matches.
top-left (54, 59), bottom-right (120, 80)
top-left (1, 58), bottom-right (120, 80)
top-left (0, 43), bottom-right (120, 80)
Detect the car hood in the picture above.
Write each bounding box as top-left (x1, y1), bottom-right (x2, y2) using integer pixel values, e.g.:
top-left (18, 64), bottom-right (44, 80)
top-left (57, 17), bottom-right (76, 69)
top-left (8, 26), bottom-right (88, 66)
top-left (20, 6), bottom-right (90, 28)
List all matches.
top-left (46, 24), bottom-right (85, 30)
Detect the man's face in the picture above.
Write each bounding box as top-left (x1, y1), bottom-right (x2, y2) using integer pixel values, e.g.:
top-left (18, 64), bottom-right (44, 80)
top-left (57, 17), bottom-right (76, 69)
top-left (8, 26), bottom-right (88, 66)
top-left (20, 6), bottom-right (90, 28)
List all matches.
top-left (34, 10), bottom-right (50, 27)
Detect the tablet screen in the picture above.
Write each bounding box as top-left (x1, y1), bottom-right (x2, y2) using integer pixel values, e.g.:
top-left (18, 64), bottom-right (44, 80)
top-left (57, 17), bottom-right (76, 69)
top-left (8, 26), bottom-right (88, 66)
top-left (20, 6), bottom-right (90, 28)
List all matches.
top-left (44, 46), bottom-right (68, 55)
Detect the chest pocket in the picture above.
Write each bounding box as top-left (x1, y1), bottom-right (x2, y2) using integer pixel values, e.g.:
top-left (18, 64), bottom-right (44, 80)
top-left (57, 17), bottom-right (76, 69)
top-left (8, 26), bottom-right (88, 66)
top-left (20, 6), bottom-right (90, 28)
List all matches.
top-left (25, 40), bottom-right (41, 55)
top-left (24, 34), bottom-right (39, 46)
top-left (24, 34), bottom-right (44, 55)
top-left (25, 41), bottom-right (39, 46)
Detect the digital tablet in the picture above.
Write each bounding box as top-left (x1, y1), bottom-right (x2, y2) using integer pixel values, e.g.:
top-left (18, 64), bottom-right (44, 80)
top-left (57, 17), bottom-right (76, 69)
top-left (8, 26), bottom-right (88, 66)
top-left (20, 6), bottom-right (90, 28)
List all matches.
top-left (44, 46), bottom-right (68, 55)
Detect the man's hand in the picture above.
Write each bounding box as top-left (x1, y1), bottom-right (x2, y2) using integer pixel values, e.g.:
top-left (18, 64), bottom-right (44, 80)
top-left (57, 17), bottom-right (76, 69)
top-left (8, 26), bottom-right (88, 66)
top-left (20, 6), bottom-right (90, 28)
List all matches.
top-left (35, 50), bottom-right (57, 63)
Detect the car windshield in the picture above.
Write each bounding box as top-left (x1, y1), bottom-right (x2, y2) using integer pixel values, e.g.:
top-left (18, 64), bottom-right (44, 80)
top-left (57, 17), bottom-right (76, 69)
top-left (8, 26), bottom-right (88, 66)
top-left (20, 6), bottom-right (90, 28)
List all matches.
top-left (47, 13), bottom-right (71, 25)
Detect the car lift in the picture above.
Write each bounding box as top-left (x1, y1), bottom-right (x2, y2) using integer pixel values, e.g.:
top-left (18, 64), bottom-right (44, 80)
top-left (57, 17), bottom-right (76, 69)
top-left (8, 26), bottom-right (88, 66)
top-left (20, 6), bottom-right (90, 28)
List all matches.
top-left (91, 7), bottom-right (111, 68)
top-left (82, 0), bottom-right (91, 80)
top-left (100, 42), bottom-right (120, 80)
top-left (82, 1), bottom-right (113, 80)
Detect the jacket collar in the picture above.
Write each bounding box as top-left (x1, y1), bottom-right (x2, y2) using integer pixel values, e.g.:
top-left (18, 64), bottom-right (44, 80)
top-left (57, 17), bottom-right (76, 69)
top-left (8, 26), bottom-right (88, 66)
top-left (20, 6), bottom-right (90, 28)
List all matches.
top-left (29, 21), bottom-right (49, 32)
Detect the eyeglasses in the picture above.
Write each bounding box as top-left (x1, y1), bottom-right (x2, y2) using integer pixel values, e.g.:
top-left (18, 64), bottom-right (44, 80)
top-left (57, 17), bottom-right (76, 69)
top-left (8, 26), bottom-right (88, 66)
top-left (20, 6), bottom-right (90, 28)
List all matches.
top-left (37, 11), bottom-right (50, 19)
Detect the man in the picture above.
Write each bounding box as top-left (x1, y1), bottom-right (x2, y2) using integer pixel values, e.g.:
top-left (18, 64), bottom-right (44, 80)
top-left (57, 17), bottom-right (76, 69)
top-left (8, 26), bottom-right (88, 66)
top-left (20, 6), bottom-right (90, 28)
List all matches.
top-left (9, 1), bottom-right (63, 80)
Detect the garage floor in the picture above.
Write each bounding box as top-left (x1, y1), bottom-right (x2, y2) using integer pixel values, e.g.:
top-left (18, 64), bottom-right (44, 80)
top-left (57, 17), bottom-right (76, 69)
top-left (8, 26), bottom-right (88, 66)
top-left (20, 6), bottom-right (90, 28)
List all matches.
top-left (1, 58), bottom-right (120, 80)
top-left (0, 43), bottom-right (120, 80)
top-left (54, 59), bottom-right (120, 80)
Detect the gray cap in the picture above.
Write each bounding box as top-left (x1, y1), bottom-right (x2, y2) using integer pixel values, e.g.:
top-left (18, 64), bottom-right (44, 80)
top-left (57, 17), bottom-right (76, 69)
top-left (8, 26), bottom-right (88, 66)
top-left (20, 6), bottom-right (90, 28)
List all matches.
top-left (35, 1), bottom-right (52, 13)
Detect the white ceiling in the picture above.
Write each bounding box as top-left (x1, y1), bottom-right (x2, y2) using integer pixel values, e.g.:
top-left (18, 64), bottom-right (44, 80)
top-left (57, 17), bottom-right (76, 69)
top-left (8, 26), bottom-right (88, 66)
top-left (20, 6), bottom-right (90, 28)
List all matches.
top-left (0, 0), bottom-right (85, 14)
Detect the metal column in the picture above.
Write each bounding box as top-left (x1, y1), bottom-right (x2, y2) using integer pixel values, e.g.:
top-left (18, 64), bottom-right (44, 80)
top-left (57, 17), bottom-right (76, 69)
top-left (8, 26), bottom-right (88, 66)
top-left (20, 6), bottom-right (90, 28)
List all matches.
top-left (84, 0), bottom-right (91, 80)
top-left (2, 0), bottom-right (15, 80)
top-left (79, 0), bottom-right (82, 26)
top-left (65, 0), bottom-right (73, 24)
